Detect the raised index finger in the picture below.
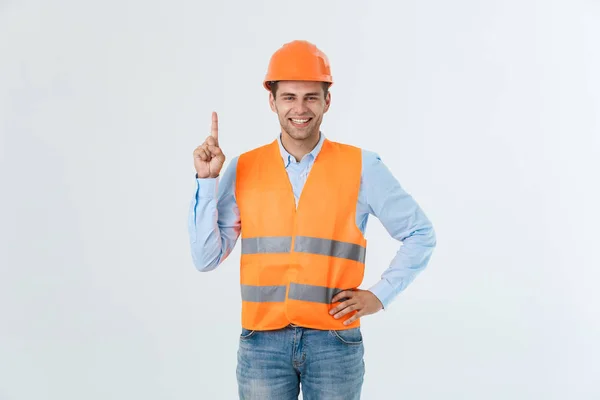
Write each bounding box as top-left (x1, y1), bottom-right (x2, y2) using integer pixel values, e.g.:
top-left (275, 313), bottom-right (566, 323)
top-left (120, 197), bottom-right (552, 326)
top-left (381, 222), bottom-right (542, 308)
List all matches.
top-left (211, 111), bottom-right (219, 144)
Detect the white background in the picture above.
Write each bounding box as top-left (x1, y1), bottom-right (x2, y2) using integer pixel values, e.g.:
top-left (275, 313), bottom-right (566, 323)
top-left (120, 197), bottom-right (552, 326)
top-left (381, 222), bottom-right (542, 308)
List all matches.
top-left (1, 0), bottom-right (599, 399)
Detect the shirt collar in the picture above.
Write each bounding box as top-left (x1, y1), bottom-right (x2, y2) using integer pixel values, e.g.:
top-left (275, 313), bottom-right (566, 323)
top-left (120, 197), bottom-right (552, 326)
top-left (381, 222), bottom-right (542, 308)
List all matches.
top-left (277, 131), bottom-right (326, 166)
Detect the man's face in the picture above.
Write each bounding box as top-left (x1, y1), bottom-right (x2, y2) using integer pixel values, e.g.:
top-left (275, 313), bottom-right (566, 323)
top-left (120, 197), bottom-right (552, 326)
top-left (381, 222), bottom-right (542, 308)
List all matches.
top-left (269, 81), bottom-right (331, 141)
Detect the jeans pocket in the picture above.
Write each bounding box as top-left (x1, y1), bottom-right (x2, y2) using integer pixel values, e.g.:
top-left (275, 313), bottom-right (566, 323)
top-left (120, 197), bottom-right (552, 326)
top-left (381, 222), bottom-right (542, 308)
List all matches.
top-left (329, 327), bottom-right (363, 345)
top-left (240, 327), bottom-right (256, 340)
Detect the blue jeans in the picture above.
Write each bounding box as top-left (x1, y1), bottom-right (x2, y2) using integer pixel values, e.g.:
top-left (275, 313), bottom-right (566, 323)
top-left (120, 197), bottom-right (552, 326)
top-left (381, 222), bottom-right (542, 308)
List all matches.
top-left (236, 324), bottom-right (365, 399)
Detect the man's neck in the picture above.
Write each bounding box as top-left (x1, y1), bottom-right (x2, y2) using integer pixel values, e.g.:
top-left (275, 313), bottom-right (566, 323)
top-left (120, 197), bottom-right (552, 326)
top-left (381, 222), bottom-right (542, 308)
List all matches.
top-left (280, 131), bottom-right (321, 162)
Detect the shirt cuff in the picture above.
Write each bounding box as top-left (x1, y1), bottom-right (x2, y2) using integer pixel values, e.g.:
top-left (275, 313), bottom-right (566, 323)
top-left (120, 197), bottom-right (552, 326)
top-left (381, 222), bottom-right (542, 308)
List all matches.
top-left (195, 175), bottom-right (219, 198)
top-left (368, 279), bottom-right (396, 310)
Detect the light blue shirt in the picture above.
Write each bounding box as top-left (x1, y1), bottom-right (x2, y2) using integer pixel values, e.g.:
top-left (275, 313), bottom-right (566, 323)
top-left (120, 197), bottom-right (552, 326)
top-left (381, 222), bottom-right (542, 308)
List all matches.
top-left (188, 132), bottom-right (436, 309)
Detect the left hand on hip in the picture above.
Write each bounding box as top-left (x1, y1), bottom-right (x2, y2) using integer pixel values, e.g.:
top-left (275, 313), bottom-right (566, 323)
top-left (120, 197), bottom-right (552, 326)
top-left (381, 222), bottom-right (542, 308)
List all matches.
top-left (329, 289), bottom-right (384, 325)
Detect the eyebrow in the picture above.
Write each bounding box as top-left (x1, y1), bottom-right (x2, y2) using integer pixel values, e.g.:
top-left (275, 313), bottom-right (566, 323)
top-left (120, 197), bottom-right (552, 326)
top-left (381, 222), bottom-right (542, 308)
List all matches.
top-left (280, 92), bottom-right (321, 97)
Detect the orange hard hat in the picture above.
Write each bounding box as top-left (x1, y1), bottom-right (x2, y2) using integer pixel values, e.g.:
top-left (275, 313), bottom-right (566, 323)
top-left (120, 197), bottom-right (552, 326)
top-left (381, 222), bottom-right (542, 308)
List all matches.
top-left (263, 40), bottom-right (333, 91)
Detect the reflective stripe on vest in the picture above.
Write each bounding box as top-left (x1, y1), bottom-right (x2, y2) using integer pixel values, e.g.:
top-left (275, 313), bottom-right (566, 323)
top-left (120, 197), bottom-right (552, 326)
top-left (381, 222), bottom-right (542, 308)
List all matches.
top-left (241, 283), bottom-right (346, 304)
top-left (241, 236), bottom-right (366, 263)
top-left (240, 284), bottom-right (287, 302)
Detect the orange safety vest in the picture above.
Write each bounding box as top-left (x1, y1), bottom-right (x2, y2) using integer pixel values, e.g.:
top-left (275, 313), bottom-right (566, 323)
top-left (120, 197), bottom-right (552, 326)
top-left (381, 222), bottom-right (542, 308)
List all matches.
top-left (235, 138), bottom-right (367, 331)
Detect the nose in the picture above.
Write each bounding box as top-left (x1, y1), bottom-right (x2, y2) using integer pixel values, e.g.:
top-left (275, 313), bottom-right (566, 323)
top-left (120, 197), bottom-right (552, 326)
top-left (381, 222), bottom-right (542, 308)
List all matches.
top-left (292, 99), bottom-right (309, 115)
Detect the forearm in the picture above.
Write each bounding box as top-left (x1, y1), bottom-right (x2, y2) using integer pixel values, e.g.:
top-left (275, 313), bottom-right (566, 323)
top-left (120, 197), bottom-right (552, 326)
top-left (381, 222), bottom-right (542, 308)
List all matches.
top-left (188, 161), bottom-right (241, 271)
top-left (369, 224), bottom-right (436, 308)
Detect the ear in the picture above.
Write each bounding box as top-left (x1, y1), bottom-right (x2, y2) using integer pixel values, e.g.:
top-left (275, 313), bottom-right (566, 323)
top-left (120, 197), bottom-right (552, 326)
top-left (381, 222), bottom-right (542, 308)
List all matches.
top-left (269, 92), bottom-right (277, 112)
top-left (324, 92), bottom-right (331, 113)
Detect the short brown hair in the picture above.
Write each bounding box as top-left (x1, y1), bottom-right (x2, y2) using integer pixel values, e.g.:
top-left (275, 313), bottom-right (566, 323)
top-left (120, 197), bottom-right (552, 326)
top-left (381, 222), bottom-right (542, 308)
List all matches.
top-left (269, 81), bottom-right (330, 99)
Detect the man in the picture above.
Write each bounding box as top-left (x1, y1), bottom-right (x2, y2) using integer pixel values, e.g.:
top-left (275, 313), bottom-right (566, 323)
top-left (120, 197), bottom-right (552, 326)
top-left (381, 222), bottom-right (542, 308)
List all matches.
top-left (188, 40), bottom-right (436, 399)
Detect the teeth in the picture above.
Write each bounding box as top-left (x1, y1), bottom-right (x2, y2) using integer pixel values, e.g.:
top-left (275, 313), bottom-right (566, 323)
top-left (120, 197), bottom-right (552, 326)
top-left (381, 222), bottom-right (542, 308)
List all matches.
top-left (291, 118), bottom-right (309, 123)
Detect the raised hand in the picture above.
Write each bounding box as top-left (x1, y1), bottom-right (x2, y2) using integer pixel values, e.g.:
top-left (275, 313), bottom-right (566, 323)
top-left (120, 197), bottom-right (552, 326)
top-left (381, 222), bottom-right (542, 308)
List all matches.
top-left (193, 111), bottom-right (226, 178)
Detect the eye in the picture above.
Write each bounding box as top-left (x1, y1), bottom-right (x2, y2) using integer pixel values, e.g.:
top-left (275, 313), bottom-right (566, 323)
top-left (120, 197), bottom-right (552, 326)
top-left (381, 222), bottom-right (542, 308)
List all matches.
top-left (283, 96), bottom-right (294, 101)
top-left (307, 97), bottom-right (318, 101)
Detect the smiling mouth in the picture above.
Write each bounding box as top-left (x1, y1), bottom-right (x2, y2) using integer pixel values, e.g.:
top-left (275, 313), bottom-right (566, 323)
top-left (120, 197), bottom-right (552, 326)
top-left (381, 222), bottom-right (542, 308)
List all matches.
top-left (289, 117), bottom-right (312, 127)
